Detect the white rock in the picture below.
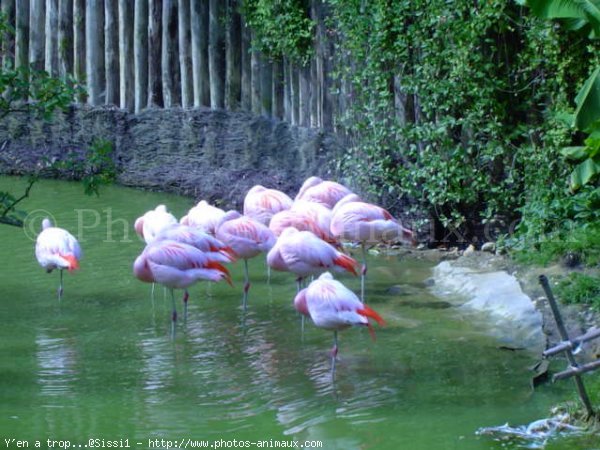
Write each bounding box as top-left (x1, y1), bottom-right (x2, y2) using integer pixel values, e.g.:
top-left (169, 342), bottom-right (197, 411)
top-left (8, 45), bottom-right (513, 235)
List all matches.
top-left (431, 260), bottom-right (545, 353)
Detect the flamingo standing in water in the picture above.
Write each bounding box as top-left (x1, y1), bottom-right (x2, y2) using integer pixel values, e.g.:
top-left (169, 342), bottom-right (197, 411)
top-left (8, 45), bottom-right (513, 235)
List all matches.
top-left (266, 227), bottom-right (359, 293)
top-left (330, 198), bottom-right (415, 301)
top-left (154, 224), bottom-right (236, 316)
top-left (268, 209), bottom-right (330, 242)
top-left (243, 185), bottom-right (293, 226)
top-left (215, 210), bottom-right (276, 309)
top-left (294, 272), bottom-right (385, 377)
top-left (180, 200), bottom-right (226, 236)
top-left (134, 204), bottom-right (178, 244)
top-left (35, 218), bottom-right (82, 299)
top-left (290, 199), bottom-right (339, 246)
top-left (294, 177), bottom-right (354, 209)
top-left (133, 240), bottom-right (231, 335)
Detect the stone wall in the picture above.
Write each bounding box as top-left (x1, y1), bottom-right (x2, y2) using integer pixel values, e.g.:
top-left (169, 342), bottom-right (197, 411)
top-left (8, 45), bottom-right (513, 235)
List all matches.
top-left (0, 106), bottom-right (343, 208)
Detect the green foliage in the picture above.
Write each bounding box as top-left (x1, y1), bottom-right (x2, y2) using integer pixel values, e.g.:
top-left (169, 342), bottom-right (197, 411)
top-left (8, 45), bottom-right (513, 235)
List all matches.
top-left (0, 176), bottom-right (36, 227)
top-left (556, 272), bottom-right (600, 309)
top-left (562, 134), bottom-right (600, 190)
top-left (0, 66), bottom-right (84, 120)
top-left (0, 11), bottom-right (84, 120)
top-left (327, 0), bottom-right (595, 242)
top-left (518, 0), bottom-right (600, 37)
top-left (511, 220), bottom-right (600, 266)
top-left (0, 12), bottom-right (115, 227)
top-left (54, 138), bottom-right (118, 197)
top-left (242, 0), bottom-right (314, 64)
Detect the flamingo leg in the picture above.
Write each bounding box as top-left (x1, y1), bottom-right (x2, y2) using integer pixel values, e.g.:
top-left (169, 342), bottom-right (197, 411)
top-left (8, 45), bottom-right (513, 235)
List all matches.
top-left (182, 289), bottom-right (189, 322)
top-left (296, 277), bottom-right (304, 293)
top-left (170, 288), bottom-right (177, 338)
top-left (361, 243), bottom-right (368, 302)
top-left (58, 269), bottom-right (64, 300)
top-left (243, 259), bottom-right (250, 310)
top-left (331, 330), bottom-right (339, 378)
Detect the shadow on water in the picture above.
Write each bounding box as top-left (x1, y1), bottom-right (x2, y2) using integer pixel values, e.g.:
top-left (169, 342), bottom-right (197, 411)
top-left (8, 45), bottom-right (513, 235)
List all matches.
top-left (0, 176), bottom-right (581, 449)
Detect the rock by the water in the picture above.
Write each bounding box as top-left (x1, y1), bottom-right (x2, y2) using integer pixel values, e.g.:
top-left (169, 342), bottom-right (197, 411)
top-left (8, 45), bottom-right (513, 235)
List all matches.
top-left (481, 242), bottom-right (496, 253)
top-left (431, 258), bottom-right (545, 353)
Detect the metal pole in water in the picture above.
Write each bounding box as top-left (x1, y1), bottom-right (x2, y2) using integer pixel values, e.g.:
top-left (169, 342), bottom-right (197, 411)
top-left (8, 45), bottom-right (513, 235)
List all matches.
top-left (539, 274), bottom-right (595, 418)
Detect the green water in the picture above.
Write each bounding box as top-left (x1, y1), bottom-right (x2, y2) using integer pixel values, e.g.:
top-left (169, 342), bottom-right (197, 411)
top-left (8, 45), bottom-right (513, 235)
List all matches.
top-left (0, 176), bottom-right (591, 449)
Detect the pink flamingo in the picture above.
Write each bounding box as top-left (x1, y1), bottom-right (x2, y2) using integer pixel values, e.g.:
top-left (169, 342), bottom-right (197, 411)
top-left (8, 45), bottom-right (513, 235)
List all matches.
top-left (330, 198), bottom-right (415, 301)
top-left (294, 272), bottom-right (385, 376)
top-left (215, 210), bottom-right (276, 309)
top-left (35, 218), bottom-right (82, 299)
top-left (243, 185), bottom-right (293, 226)
top-left (266, 227), bottom-right (359, 293)
top-left (180, 200), bottom-right (226, 236)
top-left (133, 240), bottom-right (232, 333)
top-left (290, 199), bottom-right (339, 246)
top-left (155, 224), bottom-right (236, 264)
top-left (154, 224), bottom-right (236, 312)
top-left (294, 177), bottom-right (353, 209)
top-left (268, 209), bottom-right (330, 242)
top-left (134, 205), bottom-right (178, 244)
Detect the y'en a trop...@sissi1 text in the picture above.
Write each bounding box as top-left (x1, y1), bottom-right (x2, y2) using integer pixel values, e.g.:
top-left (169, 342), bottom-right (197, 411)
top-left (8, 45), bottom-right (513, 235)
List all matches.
top-left (4, 438), bottom-right (325, 449)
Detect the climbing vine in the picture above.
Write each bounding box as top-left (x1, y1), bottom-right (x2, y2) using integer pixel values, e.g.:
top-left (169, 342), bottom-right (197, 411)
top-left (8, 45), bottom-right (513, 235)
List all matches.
top-left (324, 0), bottom-right (599, 243)
top-left (242, 0), bottom-right (314, 64)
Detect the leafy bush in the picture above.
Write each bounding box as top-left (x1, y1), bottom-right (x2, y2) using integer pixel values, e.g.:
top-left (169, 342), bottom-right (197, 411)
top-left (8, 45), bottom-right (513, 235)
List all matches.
top-left (326, 0), bottom-right (599, 244)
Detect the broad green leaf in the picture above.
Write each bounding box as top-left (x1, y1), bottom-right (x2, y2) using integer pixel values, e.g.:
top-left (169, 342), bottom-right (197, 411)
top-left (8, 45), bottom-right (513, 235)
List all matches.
top-left (574, 66), bottom-right (600, 131)
top-left (523, 0), bottom-right (600, 35)
top-left (561, 146), bottom-right (588, 160)
top-left (570, 158), bottom-right (600, 189)
top-left (524, 0), bottom-right (588, 19)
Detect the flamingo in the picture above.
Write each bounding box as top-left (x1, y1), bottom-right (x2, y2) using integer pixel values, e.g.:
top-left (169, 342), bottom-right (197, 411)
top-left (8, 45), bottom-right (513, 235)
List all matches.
top-left (180, 200), bottom-right (226, 236)
top-left (330, 198), bottom-right (415, 301)
top-left (154, 224), bottom-right (236, 314)
top-left (133, 240), bottom-right (232, 334)
top-left (290, 199), bottom-right (339, 246)
top-left (268, 209), bottom-right (330, 242)
top-left (294, 272), bottom-right (385, 376)
top-left (266, 227), bottom-right (359, 293)
top-left (215, 210), bottom-right (276, 309)
top-left (243, 185), bottom-right (293, 226)
top-left (294, 177), bottom-right (354, 209)
top-left (35, 218), bottom-right (82, 299)
top-left (134, 204), bottom-right (178, 244)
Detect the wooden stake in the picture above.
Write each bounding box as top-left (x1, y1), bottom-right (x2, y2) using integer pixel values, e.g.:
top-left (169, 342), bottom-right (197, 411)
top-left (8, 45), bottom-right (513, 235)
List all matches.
top-left (539, 275), bottom-right (595, 419)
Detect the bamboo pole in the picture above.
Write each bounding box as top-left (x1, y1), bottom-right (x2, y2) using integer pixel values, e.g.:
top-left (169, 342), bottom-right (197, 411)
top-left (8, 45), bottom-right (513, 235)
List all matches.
top-left (15, 0), bottom-right (29, 69)
top-left (147, 0), bottom-right (162, 107)
top-left (539, 275), bottom-right (595, 419)
top-left (134, 0), bottom-right (148, 112)
top-left (29, 0), bottom-right (45, 71)
top-left (73, 0), bottom-right (85, 101)
top-left (177, 0), bottom-right (191, 108)
top-left (57, 0), bottom-right (72, 78)
top-left (1, 0), bottom-right (15, 69)
top-left (119, 0), bottom-right (134, 110)
top-left (45, 0), bottom-right (58, 76)
top-left (85, 0), bottom-right (101, 105)
top-left (554, 360), bottom-right (600, 381)
top-left (544, 327), bottom-right (600, 358)
top-left (105, 0), bottom-right (119, 105)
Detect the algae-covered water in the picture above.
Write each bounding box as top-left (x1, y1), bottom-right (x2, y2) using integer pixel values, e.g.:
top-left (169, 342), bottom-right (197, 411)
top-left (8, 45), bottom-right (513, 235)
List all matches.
top-left (0, 176), bottom-right (589, 449)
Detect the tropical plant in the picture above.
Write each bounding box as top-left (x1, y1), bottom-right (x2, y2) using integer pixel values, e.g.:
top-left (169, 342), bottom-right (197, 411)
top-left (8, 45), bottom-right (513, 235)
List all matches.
top-left (519, 0), bottom-right (600, 190)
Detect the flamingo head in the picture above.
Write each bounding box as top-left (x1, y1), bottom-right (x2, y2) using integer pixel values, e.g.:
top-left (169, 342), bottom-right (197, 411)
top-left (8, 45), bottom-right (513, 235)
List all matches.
top-left (42, 218), bottom-right (53, 230)
top-left (133, 255), bottom-right (154, 283)
top-left (293, 288), bottom-right (310, 317)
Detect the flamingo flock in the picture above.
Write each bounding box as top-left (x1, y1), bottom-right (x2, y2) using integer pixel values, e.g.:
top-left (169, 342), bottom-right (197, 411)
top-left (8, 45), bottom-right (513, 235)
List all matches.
top-left (34, 177), bottom-right (415, 376)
